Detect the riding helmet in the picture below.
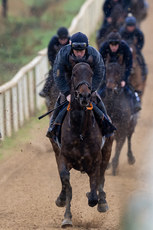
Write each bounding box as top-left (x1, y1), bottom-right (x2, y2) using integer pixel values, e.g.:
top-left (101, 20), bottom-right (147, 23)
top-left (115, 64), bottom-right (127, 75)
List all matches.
top-left (71, 32), bottom-right (89, 50)
top-left (125, 15), bottom-right (136, 26)
top-left (107, 31), bottom-right (121, 44)
top-left (57, 27), bottom-right (69, 39)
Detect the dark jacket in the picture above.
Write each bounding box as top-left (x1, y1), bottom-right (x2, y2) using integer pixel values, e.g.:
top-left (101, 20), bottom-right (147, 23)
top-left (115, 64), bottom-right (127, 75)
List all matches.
top-left (99, 40), bottom-right (132, 82)
top-left (47, 35), bottom-right (70, 66)
top-left (120, 27), bottom-right (144, 51)
top-left (53, 44), bottom-right (105, 97)
top-left (122, 0), bottom-right (132, 11)
top-left (103, 0), bottom-right (122, 18)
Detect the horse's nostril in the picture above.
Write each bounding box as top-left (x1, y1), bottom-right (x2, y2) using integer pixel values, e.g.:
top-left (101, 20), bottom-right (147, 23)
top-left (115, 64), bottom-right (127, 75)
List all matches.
top-left (87, 93), bottom-right (91, 98)
top-left (79, 93), bottom-right (83, 99)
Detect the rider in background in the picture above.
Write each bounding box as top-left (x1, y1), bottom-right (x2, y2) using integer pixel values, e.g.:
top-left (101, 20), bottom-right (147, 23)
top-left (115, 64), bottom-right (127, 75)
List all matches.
top-left (46, 32), bottom-right (115, 139)
top-left (120, 15), bottom-right (148, 80)
top-left (122, 0), bottom-right (149, 14)
top-left (97, 0), bottom-right (122, 41)
top-left (99, 31), bottom-right (141, 113)
top-left (39, 27), bottom-right (70, 97)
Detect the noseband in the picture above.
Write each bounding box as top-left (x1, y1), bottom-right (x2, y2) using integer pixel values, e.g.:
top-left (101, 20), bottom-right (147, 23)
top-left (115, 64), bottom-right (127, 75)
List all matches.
top-left (74, 81), bottom-right (91, 91)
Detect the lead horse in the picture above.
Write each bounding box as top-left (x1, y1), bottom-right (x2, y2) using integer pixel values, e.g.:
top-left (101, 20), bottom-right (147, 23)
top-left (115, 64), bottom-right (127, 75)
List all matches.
top-left (102, 62), bottom-right (138, 175)
top-left (49, 62), bottom-right (113, 227)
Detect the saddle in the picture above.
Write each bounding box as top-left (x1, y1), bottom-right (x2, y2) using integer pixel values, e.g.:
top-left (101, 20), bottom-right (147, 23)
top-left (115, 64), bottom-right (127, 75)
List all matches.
top-left (51, 101), bottom-right (116, 146)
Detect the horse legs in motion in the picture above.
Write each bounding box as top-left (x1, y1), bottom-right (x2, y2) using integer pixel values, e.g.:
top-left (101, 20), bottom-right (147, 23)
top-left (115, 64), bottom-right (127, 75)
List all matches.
top-left (103, 63), bottom-right (138, 175)
top-left (98, 137), bottom-right (113, 211)
top-left (48, 62), bottom-right (114, 227)
top-left (127, 115), bottom-right (137, 165)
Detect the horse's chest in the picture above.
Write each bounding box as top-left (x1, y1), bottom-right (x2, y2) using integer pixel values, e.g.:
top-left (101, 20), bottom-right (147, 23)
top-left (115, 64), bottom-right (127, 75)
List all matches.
top-left (62, 139), bottom-right (101, 172)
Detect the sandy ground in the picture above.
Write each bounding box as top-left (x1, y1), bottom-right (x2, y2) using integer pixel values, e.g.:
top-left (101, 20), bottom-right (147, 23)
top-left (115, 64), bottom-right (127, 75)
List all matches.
top-left (0, 1), bottom-right (153, 229)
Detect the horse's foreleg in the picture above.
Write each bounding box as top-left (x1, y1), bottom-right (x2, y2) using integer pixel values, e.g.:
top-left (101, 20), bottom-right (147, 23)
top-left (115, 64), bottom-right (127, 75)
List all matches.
top-left (112, 135), bottom-right (126, 176)
top-left (61, 170), bottom-right (72, 228)
top-left (127, 117), bottom-right (137, 165)
top-left (50, 140), bottom-right (67, 208)
top-left (87, 164), bottom-right (100, 207)
top-left (127, 134), bottom-right (136, 165)
top-left (58, 156), bottom-right (72, 228)
top-left (98, 136), bottom-right (113, 212)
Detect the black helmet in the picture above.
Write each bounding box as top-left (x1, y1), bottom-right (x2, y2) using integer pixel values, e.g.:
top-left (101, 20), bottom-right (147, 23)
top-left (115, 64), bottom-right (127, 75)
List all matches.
top-left (57, 27), bottom-right (69, 39)
top-left (71, 32), bottom-right (88, 50)
top-left (125, 15), bottom-right (136, 26)
top-left (107, 31), bottom-right (121, 45)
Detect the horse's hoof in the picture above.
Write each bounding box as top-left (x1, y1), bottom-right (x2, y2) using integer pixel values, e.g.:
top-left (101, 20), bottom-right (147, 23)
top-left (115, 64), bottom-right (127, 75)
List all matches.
top-left (86, 192), bottom-right (90, 198)
top-left (97, 202), bottom-right (109, 213)
top-left (128, 156), bottom-right (136, 165)
top-left (106, 162), bottom-right (111, 170)
top-left (112, 167), bottom-right (118, 176)
top-left (55, 197), bottom-right (66, 207)
top-left (86, 192), bottom-right (98, 207)
top-left (61, 218), bottom-right (73, 228)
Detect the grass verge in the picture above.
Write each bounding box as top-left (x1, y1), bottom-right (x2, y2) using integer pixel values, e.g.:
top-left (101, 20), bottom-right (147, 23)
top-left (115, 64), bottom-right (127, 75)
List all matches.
top-left (0, 0), bottom-right (85, 85)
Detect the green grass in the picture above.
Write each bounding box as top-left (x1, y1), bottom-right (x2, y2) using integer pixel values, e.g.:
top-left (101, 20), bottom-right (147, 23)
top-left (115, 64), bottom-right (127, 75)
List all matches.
top-left (0, 0), bottom-right (85, 85)
top-left (0, 106), bottom-right (48, 159)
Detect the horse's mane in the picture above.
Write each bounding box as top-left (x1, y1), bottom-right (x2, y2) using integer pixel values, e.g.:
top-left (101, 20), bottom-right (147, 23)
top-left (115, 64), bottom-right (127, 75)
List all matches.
top-left (106, 62), bottom-right (122, 76)
top-left (72, 62), bottom-right (93, 75)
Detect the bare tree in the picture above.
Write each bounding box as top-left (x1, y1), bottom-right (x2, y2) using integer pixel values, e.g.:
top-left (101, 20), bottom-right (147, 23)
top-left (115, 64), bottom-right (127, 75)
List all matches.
top-left (2, 0), bottom-right (8, 18)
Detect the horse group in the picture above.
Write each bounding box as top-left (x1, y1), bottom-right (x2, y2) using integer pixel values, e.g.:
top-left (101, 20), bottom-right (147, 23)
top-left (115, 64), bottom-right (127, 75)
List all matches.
top-left (44, 1), bottom-right (148, 227)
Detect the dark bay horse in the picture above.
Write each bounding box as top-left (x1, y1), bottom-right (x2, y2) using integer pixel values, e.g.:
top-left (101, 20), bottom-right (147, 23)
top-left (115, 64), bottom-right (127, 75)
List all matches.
top-left (102, 62), bottom-right (138, 175)
top-left (130, 0), bottom-right (148, 26)
top-left (128, 43), bottom-right (147, 98)
top-left (97, 3), bottom-right (125, 49)
top-left (45, 70), bottom-right (59, 116)
top-left (49, 62), bottom-right (113, 227)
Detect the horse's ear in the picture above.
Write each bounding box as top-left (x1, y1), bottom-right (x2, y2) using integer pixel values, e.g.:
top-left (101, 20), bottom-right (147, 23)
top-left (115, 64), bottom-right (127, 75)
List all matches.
top-left (69, 55), bottom-right (76, 68)
top-left (86, 55), bottom-right (93, 66)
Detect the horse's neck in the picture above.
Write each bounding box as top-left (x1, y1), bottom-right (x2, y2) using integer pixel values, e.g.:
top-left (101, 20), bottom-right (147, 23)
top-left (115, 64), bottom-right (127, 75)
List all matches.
top-left (105, 90), bottom-right (130, 119)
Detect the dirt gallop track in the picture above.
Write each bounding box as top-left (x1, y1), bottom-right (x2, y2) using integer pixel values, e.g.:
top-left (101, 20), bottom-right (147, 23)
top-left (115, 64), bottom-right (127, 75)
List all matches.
top-left (0, 1), bottom-right (153, 229)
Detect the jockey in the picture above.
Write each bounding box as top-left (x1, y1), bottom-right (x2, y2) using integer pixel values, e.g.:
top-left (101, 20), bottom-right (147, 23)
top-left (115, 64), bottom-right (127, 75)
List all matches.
top-left (46, 32), bottom-right (115, 139)
top-left (97, 0), bottom-right (122, 43)
top-left (122, 0), bottom-right (148, 14)
top-left (103, 0), bottom-right (122, 26)
top-left (120, 15), bottom-right (148, 80)
top-left (39, 27), bottom-right (70, 97)
top-left (99, 31), bottom-right (141, 113)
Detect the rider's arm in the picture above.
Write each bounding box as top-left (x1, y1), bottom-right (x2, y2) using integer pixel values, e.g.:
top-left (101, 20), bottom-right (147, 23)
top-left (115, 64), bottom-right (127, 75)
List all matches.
top-left (135, 29), bottom-right (144, 51)
top-left (99, 42), bottom-right (109, 64)
top-left (123, 43), bottom-right (133, 82)
top-left (92, 48), bottom-right (105, 91)
top-left (47, 36), bottom-right (57, 66)
top-left (103, 0), bottom-right (112, 18)
top-left (53, 47), bottom-right (70, 97)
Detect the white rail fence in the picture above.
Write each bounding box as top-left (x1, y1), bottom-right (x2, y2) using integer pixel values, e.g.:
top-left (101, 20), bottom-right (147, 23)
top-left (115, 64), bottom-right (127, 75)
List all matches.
top-left (0, 0), bottom-right (104, 140)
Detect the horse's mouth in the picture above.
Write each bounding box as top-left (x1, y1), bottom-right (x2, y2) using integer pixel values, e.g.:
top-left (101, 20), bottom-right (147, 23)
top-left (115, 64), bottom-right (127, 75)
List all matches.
top-left (80, 100), bottom-right (90, 107)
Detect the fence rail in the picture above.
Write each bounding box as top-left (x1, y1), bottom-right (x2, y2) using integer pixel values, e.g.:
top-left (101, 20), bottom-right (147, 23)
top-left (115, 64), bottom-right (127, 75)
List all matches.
top-left (0, 0), bottom-right (104, 140)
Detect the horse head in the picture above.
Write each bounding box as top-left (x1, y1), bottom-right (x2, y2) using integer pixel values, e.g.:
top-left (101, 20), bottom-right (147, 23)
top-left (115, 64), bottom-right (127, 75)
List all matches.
top-left (106, 62), bottom-right (123, 93)
top-left (71, 62), bottom-right (93, 107)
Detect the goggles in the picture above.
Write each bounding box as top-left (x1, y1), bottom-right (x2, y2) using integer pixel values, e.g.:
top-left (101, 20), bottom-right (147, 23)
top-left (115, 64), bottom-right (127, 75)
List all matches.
top-left (109, 41), bottom-right (119, 46)
top-left (71, 42), bottom-right (87, 50)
